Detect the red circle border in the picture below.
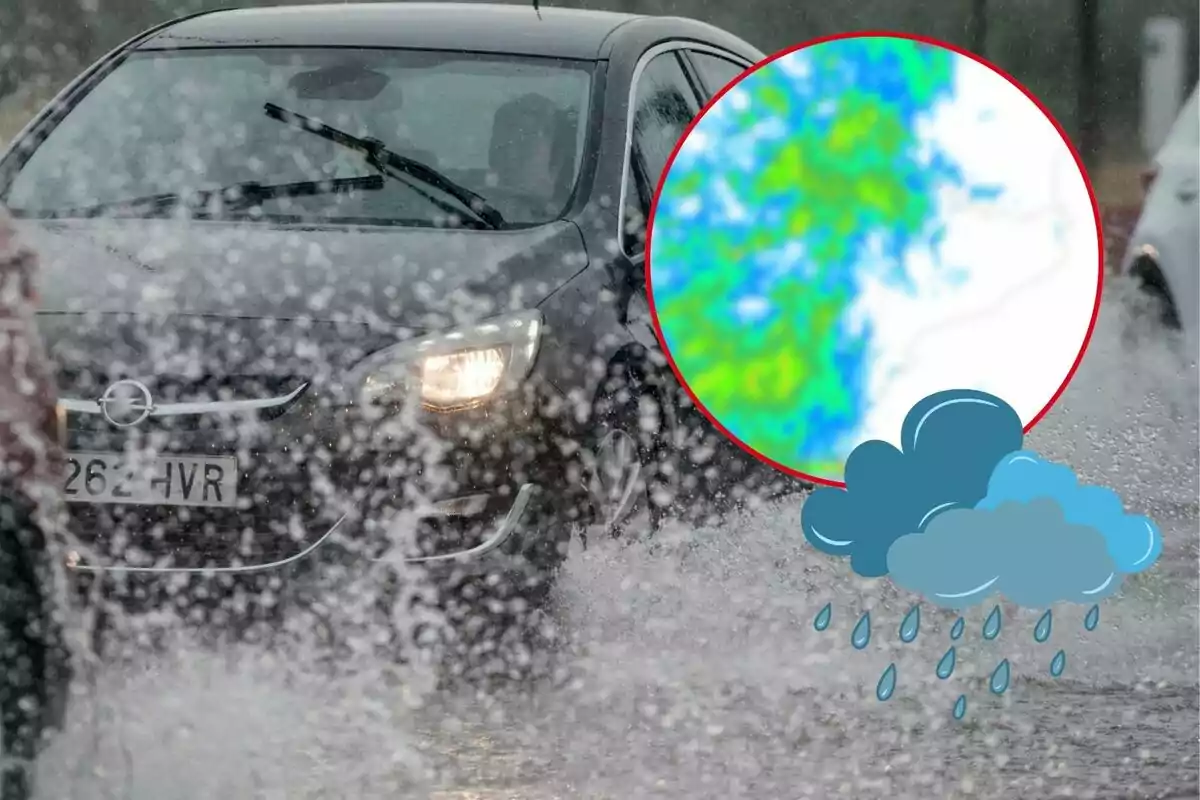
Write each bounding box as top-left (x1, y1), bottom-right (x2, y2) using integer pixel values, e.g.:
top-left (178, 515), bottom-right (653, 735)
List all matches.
top-left (643, 30), bottom-right (1105, 489)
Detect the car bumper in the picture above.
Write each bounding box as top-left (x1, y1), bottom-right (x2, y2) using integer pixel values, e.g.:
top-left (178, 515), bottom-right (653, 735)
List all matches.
top-left (60, 378), bottom-right (581, 594)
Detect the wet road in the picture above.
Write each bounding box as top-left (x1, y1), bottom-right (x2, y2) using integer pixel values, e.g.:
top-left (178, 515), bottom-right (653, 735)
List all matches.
top-left (402, 286), bottom-right (1200, 800)
top-left (411, 518), bottom-right (1197, 799)
top-left (37, 287), bottom-right (1199, 799)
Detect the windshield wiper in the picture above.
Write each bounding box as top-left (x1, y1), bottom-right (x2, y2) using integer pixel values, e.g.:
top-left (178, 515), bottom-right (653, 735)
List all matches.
top-left (264, 102), bottom-right (505, 230)
top-left (41, 175), bottom-right (386, 219)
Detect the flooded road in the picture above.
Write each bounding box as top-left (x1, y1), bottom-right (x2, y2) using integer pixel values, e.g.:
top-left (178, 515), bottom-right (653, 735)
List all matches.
top-left (37, 287), bottom-right (1199, 799)
top-left (411, 501), bottom-right (1197, 799)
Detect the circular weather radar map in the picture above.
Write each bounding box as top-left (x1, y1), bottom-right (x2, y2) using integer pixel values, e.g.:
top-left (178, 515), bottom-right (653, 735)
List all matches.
top-left (647, 33), bottom-right (1102, 485)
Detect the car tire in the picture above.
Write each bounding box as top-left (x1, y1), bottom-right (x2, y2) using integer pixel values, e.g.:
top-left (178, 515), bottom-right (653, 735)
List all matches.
top-left (1128, 254), bottom-right (1182, 331)
top-left (585, 360), bottom-right (679, 540)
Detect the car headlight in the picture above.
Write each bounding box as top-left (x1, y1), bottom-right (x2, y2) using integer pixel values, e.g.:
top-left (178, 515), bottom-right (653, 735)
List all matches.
top-left (348, 309), bottom-right (543, 412)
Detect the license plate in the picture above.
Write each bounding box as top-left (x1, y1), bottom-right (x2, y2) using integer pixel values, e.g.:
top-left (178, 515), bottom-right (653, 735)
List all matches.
top-left (63, 452), bottom-right (239, 508)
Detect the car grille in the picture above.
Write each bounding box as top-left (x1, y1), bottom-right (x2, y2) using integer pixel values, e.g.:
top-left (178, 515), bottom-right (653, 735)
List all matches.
top-left (64, 374), bottom-right (308, 435)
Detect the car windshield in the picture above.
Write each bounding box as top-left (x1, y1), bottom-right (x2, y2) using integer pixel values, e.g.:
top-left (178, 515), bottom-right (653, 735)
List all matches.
top-left (1, 48), bottom-right (593, 228)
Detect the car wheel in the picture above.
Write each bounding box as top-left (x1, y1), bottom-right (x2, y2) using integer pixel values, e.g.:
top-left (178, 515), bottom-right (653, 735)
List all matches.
top-left (586, 362), bottom-right (677, 539)
top-left (1128, 254), bottom-right (1182, 331)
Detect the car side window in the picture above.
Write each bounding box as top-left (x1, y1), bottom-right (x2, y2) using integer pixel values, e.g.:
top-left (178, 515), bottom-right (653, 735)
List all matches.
top-left (622, 51), bottom-right (701, 257)
top-left (688, 51), bottom-right (751, 100)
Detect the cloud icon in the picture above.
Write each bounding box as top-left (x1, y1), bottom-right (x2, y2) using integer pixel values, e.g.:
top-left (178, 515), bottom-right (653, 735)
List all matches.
top-left (977, 450), bottom-right (1163, 574)
top-left (801, 389), bottom-right (1024, 577)
top-left (885, 499), bottom-right (1122, 609)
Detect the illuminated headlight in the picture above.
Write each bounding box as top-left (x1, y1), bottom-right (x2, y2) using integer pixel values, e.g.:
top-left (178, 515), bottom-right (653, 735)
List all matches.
top-left (348, 310), bottom-right (543, 412)
top-left (419, 347), bottom-right (508, 406)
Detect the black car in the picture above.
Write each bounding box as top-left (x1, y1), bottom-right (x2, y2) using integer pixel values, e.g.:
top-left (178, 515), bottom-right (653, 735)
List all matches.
top-left (0, 3), bottom-right (767, 630)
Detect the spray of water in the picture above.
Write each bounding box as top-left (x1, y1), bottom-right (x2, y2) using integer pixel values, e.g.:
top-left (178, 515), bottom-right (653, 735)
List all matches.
top-left (37, 281), bottom-right (1197, 796)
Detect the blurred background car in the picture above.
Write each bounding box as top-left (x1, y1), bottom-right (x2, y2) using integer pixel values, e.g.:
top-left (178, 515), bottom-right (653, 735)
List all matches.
top-left (1119, 84), bottom-right (1198, 332)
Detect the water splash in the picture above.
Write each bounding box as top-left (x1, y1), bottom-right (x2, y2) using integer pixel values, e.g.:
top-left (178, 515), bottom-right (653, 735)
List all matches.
top-left (899, 605), bottom-right (920, 643)
top-left (952, 694), bottom-right (968, 720)
top-left (851, 611), bottom-right (871, 650)
top-left (1033, 609), bottom-right (1053, 642)
top-left (876, 663), bottom-right (897, 701)
top-left (949, 616), bottom-right (964, 640)
top-left (813, 602), bottom-right (832, 632)
top-left (989, 658), bottom-right (1011, 695)
top-left (935, 646), bottom-right (956, 679)
top-left (1084, 604), bottom-right (1100, 631)
top-left (982, 605), bottom-right (1002, 640)
top-left (1050, 649), bottom-right (1067, 677)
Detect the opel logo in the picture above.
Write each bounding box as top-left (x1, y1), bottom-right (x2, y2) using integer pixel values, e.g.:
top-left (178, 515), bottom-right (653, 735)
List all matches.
top-left (98, 379), bottom-right (154, 428)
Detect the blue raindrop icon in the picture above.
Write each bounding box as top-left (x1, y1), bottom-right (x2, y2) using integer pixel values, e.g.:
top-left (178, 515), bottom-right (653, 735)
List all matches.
top-left (982, 605), bottom-right (1002, 640)
top-left (989, 659), bottom-right (1011, 695)
top-left (814, 603), bottom-right (832, 632)
top-left (876, 663), bottom-right (897, 701)
top-left (952, 694), bottom-right (968, 720)
top-left (950, 616), bottom-right (965, 640)
top-left (1050, 649), bottom-right (1067, 677)
top-left (851, 611), bottom-right (871, 650)
top-left (936, 646), bottom-right (957, 680)
top-left (1084, 604), bottom-right (1100, 631)
top-left (1033, 609), bottom-right (1052, 643)
top-left (899, 606), bottom-right (920, 643)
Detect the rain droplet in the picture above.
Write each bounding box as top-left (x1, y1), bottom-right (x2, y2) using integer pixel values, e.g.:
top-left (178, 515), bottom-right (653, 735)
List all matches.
top-left (1084, 604), bottom-right (1100, 631)
top-left (950, 616), bottom-right (965, 640)
top-left (982, 605), bottom-right (1002, 640)
top-left (899, 605), bottom-right (920, 643)
top-left (851, 611), bottom-right (871, 650)
top-left (936, 646), bottom-right (957, 679)
top-left (1034, 609), bottom-right (1053, 643)
top-left (989, 658), bottom-right (1011, 695)
top-left (813, 603), bottom-right (832, 632)
top-left (952, 694), bottom-right (968, 720)
top-left (1050, 649), bottom-right (1067, 677)
top-left (876, 663), bottom-right (897, 701)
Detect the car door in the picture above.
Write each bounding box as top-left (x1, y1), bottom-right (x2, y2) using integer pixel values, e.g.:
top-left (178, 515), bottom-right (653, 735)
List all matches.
top-left (617, 45), bottom-right (705, 351)
top-left (616, 43), bottom-right (755, 347)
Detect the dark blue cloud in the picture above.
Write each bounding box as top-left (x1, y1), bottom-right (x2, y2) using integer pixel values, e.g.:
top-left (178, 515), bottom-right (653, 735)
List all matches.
top-left (801, 389), bottom-right (1024, 577)
top-left (885, 499), bottom-right (1122, 609)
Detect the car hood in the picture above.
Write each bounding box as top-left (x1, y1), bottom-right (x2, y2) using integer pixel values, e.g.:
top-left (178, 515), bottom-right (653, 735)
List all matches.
top-left (18, 218), bottom-right (587, 386)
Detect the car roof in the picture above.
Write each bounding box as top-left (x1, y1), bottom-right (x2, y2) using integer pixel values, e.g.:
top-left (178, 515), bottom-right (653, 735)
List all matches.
top-left (136, 2), bottom-right (642, 60)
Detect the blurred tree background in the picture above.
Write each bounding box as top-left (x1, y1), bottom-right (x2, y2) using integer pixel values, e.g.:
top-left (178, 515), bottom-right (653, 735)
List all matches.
top-left (0, 0), bottom-right (1197, 187)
